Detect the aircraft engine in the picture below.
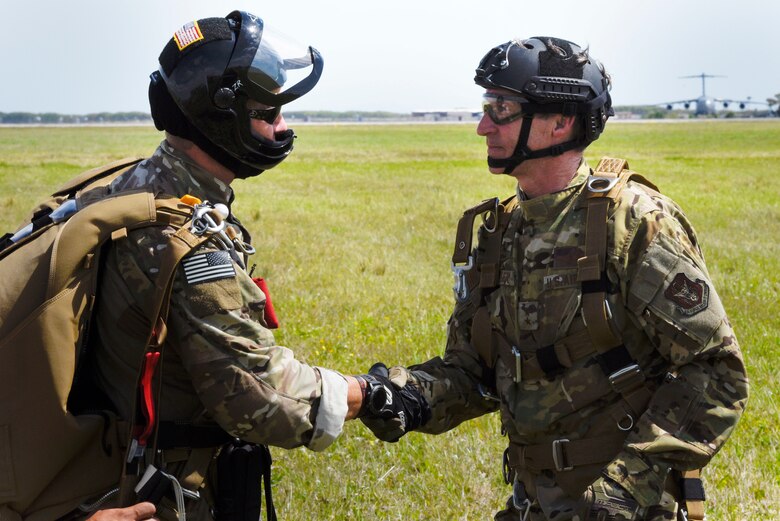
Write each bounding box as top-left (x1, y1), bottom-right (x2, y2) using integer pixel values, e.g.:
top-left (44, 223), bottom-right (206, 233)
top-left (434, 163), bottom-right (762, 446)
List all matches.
top-left (684, 102), bottom-right (690, 109)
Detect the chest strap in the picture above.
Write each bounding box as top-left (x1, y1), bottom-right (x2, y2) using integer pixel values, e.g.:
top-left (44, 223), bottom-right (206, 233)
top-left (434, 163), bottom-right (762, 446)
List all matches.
top-left (486, 327), bottom-right (594, 382)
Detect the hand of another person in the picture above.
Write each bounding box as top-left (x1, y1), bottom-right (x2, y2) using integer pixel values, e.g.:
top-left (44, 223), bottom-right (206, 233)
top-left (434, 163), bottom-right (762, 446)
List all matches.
top-left (357, 363), bottom-right (431, 442)
top-left (86, 502), bottom-right (157, 521)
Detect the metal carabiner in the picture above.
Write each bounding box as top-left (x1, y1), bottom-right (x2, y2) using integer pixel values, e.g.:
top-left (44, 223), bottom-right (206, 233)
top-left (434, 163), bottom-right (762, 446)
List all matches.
top-left (512, 479), bottom-right (532, 521)
top-left (191, 202), bottom-right (229, 236)
top-left (451, 256), bottom-right (474, 302)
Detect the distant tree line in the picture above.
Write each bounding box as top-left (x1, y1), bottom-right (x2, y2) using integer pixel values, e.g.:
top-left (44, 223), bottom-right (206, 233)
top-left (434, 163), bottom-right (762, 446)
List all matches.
top-left (0, 110), bottom-right (410, 124)
top-left (2, 105), bottom-right (777, 125)
top-left (284, 111), bottom-right (407, 121)
top-left (0, 112), bottom-right (152, 124)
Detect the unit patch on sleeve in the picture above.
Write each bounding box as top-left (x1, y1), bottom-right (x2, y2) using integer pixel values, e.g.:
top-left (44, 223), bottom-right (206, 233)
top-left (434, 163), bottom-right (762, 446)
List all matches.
top-left (182, 250), bottom-right (236, 285)
top-left (664, 272), bottom-right (709, 316)
top-left (173, 21), bottom-right (204, 51)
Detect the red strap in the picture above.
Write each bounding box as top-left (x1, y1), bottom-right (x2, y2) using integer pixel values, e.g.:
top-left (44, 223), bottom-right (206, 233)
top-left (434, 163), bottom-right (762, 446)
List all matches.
top-left (253, 277), bottom-right (279, 329)
top-left (138, 351), bottom-right (161, 446)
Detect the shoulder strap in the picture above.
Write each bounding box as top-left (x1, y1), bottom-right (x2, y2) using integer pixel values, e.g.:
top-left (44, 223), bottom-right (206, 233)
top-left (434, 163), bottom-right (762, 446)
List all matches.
top-left (119, 199), bottom-right (224, 504)
top-left (450, 195), bottom-right (516, 373)
top-left (52, 157), bottom-right (143, 197)
top-left (451, 195), bottom-right (517, 293)
top-left (578, 157), bottom-right (654, 416)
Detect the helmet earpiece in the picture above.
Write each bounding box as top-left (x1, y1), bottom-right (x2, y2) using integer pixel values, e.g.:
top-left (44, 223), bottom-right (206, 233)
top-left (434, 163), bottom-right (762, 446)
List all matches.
top-left (213, 87), bottom-right (236, 109)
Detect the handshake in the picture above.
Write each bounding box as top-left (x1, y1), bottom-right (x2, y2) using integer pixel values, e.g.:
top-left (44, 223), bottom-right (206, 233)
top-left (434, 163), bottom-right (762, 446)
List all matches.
top-left (354, 363), bottom-right (431, 442)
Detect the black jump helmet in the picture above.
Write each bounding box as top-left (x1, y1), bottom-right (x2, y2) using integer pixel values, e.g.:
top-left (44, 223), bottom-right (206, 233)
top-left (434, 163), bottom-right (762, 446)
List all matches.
top-left (149, 11), bottom-right (323, 178)
top-left (475, 37), bottom-right (613, 173)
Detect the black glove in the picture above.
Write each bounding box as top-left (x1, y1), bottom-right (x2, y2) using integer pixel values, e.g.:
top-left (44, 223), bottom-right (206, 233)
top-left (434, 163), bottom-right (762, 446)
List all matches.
top-left (357, 363), bottom-right (431, 442)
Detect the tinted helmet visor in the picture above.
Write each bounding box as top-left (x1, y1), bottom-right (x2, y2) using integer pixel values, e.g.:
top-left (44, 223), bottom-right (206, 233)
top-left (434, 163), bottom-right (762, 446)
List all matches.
top-left (226, 11), bottom-right (323, 107)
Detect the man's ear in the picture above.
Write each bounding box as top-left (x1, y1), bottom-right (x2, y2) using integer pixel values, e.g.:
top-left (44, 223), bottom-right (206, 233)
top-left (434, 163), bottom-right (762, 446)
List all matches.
top-left (553, 115), bottom-right (576, 135)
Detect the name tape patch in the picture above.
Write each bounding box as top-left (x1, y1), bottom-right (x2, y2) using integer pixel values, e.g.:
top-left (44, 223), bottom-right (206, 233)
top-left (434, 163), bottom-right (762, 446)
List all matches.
top-left (173, 21), bottom-right (204, 51)
top-left (182, 250), bottom-right (235, 285)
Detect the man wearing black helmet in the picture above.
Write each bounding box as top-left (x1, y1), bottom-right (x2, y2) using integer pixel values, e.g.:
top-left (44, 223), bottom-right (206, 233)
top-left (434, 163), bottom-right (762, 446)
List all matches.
top-left (54, 10), bottom-right (428, 521)
top-left (362, 37), bottom-right (747, 520)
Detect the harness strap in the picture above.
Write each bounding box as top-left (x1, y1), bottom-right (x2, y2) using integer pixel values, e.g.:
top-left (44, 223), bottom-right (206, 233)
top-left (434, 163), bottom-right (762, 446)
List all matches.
top-left (452, 197), bottom-right (499, 265)
top-left (480, 203), bottom-right (514, 289)
top-left (679, 469), bottom-right (706, 521)
top-left (490, 328), bottom-right (593, 382)
top-left (506, 431), bottom-right (627, 472)
top-left (578, 158), bottom-right (654, 417)
top-left (119, 198), bottom-right (219, 505)
top-left (155, 422), bottom-right (234, 450)
top-left (457, 196), bottom-right (517, 371)
top-left (178, 448), bottom-right (218, 497)
top-left (470, 306), bottom-right (496, 371)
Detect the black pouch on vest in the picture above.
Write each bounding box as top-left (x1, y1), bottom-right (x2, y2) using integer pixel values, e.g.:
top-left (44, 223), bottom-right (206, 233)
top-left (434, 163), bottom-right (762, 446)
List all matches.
top-left (215, 441), bottom-right (276, 521)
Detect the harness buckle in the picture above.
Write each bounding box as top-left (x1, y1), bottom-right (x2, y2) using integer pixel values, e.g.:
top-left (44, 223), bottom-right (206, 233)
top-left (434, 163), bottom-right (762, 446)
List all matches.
top-left (586, 176), bottom-right (619, 194)
top-left (480, 198), bottom-right (500, 233)
top-left (552, 438), bottom-right (573, 471)
top-left (451, 256), bottom-right (474, 302)
top-left (608, 363), bottom-right (643, 394)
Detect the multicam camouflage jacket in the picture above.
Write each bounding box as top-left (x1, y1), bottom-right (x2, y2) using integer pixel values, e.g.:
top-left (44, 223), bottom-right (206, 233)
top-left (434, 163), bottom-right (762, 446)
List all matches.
top-left (91, 142), bottom-right (348, 489)
top-left (392, 160), bottom-right (748, 517)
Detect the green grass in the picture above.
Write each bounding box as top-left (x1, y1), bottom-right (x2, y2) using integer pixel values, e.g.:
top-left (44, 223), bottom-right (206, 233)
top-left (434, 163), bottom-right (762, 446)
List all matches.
top-left (1, 120), bottom-right (778, 519)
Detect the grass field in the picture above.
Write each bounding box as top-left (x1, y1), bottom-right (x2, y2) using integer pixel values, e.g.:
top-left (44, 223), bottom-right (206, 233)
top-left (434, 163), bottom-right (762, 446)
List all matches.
top-left (1, 120), bottom-right (778, 519)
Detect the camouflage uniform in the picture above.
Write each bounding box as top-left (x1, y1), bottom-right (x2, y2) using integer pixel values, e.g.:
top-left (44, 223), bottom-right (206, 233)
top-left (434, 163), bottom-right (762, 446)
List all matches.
top-left (390, 160), bottom-right (748, 520)
top-left (92, 141), bottom-right (349, 518)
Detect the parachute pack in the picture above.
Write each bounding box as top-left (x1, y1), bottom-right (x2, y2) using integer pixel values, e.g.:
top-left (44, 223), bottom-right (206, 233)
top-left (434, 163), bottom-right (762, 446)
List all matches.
top-left (0, 158), bottom-right (216, 520)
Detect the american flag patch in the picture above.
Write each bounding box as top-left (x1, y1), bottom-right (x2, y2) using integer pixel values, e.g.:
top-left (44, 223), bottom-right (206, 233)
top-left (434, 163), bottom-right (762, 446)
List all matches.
top-left (182, 250), bottom-right (236, 285)
top-left (173, 21), bottom-right (204, 51)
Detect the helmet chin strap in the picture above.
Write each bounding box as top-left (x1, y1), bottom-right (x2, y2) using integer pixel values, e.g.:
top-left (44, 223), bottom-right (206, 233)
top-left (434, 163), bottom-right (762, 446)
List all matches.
top-left (487, 114), bottom-right (583, 174)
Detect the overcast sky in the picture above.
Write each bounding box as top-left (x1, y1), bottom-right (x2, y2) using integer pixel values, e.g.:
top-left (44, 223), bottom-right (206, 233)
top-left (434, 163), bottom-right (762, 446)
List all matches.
top-left (2, 0), bottom-right (778, 114)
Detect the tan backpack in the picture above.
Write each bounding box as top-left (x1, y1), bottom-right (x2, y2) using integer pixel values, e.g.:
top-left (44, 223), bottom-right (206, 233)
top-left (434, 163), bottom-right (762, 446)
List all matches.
top-left (0, 158), bottom-right (214, 521)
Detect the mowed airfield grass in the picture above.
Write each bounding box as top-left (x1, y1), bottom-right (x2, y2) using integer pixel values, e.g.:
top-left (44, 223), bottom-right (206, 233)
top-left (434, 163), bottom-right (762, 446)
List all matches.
top-left (1, 120), bottom-right (778, 519)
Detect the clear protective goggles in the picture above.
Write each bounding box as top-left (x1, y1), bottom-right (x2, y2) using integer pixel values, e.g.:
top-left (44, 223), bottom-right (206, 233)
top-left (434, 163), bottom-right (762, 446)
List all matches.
top-left (481, 93), bottom-right (528, 125)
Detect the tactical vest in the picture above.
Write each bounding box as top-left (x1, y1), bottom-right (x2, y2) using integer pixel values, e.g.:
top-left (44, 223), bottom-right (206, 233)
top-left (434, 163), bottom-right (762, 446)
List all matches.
top-left (451, 157), bottom-right (705, 520)
top-left (0, 159), bottom-right (228, 521)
